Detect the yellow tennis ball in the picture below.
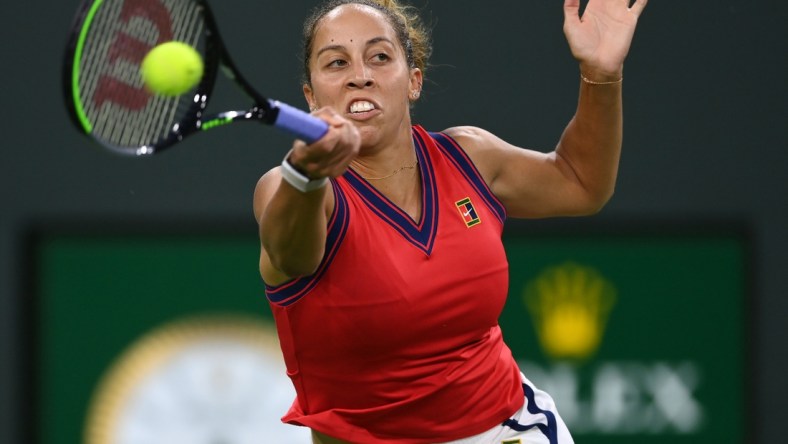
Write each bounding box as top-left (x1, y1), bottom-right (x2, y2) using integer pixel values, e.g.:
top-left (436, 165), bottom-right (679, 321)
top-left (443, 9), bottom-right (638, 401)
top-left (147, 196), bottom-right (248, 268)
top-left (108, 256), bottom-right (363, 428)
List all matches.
top-left (140, 41), bottom-right (203, 96)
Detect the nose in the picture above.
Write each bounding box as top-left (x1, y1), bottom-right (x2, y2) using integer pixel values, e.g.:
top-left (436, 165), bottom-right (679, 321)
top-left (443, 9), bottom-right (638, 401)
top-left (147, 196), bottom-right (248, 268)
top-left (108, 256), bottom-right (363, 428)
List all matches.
top-left (346, 65), bottom-right (375, 89)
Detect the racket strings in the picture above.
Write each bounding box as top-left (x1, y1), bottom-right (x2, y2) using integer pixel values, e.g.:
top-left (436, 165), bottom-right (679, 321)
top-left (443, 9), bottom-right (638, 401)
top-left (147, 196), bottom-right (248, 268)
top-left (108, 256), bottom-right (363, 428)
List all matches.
top-left (150, 2), bottom-right (205, 144)
top-left (77, 0), bottom-right (206, 150)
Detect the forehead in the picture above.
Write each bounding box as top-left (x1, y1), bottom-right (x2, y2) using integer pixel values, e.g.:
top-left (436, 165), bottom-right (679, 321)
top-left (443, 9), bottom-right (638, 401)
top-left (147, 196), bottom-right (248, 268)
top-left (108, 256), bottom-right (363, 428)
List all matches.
top-left (314, 4), bottom-right (398, 47)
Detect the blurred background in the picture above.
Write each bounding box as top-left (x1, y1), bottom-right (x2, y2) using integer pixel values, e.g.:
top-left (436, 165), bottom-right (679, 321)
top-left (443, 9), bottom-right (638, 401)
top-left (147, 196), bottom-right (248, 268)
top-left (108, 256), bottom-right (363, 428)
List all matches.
top-left (1, 1), bottom-right (786, 443)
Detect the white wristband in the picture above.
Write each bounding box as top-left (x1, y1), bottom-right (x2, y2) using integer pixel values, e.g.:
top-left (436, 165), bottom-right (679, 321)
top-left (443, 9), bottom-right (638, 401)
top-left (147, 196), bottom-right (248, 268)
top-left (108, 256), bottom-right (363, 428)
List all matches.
top-left (280, 156), bottom-right (328, 193)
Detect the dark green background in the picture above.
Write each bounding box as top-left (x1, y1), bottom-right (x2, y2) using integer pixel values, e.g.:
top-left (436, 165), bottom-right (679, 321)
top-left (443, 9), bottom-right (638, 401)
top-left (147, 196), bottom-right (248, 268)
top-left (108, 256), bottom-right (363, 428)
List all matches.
top-left (36, 234), bottom-right (271, 444)
top-left (2, 1), bottom-right (785, 443)
top-left (501, 234), bottom-right (746, 442)
top-left (35, 231), bottom-right (746, 443)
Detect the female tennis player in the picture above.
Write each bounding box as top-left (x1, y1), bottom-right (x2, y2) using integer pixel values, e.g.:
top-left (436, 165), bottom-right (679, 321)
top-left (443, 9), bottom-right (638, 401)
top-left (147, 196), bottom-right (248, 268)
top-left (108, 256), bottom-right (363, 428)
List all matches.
top-left (253, 0), bottom-right (647, 442)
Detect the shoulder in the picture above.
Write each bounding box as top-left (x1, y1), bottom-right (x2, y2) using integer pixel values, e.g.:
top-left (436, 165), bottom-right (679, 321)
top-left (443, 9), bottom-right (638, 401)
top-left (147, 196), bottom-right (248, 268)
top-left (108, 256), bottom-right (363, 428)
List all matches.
top-left (439, 126), bottom-right (515, 187)
top-left (442, 125), bottom-right (493, 148)
top-left (441, 126), bottom-right (520, 160)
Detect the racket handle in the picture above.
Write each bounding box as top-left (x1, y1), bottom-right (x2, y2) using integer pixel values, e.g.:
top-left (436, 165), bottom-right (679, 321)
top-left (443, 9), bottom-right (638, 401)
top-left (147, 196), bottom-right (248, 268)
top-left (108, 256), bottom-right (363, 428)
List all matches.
top-left (270, 100), bottom-right (329, 144)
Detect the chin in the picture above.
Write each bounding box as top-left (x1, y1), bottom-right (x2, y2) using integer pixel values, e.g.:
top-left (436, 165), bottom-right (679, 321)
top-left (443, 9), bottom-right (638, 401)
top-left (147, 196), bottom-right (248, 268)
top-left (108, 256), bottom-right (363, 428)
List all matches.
top-left (358, 126), bottom-right (382, 148)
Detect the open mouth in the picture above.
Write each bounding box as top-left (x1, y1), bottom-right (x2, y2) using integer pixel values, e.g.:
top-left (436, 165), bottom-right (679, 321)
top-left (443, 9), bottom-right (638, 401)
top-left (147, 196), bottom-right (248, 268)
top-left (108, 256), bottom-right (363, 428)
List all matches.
top-left (349, 100), bottom-right (376, 114)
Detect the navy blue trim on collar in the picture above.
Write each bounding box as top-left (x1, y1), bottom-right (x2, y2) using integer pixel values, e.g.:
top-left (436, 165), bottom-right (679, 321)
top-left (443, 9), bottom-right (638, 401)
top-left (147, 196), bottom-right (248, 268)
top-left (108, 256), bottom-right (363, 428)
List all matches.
top-left (342, 128), bottom-right (439, 255)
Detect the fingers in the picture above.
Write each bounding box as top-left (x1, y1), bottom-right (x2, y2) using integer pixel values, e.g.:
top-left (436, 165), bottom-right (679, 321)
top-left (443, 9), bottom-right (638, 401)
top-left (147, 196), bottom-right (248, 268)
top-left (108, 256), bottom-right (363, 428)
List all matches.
top-left (312, 106), bottom-right (347, 129)
top-left (629, 0), bottom-right (648, 17)
top-left (289, 107), bottom-right (360, 178)
top-left (563, 0), bottom-right (580, 11)
top-left (563, 0), bottom-right (580, 24)
top-left (566, 0), bottom-right (648, 18)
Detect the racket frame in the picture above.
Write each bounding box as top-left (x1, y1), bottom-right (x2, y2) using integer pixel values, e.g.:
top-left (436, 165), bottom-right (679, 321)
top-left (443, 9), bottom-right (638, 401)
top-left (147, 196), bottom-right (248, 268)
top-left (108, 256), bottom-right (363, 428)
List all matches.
top-left (63, 0), bottom-right (326, 156)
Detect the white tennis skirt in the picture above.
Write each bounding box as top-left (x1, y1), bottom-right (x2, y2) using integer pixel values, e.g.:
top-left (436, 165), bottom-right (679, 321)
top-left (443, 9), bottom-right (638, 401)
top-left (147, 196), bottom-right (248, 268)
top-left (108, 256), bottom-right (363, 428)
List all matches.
top-left (441, 373), bottom-right (574, 444)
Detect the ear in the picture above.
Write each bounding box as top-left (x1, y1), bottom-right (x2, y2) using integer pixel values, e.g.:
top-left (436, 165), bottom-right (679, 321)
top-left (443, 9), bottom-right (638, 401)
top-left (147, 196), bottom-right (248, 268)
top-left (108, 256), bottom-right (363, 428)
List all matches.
top-left (409, 68), bottom-right (423, 100)
top-left (303, 83), bottom-right (316, 111)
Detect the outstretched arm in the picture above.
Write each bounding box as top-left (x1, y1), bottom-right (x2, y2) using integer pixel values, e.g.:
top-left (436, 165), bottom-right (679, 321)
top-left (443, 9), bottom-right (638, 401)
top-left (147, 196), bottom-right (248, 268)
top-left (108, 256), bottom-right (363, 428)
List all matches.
top-left (254, 108), bottom-right (360, 285)
top-left (451, 0), bottom-right (647, 218)
top-left (553, 0), bottom-right (648, 208)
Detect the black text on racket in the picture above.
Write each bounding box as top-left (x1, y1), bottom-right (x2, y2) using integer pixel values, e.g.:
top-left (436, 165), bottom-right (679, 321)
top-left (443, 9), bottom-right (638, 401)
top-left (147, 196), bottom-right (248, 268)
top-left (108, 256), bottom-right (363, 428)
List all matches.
top-left (63, 0), bottom-right (329, 156)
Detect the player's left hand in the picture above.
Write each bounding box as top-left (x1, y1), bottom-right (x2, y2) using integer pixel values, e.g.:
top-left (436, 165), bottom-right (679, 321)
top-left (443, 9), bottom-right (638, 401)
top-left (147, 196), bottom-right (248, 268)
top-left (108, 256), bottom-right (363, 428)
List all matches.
top-left (563, 0), bottom-right (648, 81)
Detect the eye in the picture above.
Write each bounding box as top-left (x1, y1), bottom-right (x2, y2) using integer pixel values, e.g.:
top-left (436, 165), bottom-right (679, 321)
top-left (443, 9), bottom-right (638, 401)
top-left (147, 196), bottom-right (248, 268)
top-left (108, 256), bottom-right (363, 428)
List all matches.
top-left (327, 59), bottom-right (348, 68)
top-left (371, 53), bottom-right (390, 63)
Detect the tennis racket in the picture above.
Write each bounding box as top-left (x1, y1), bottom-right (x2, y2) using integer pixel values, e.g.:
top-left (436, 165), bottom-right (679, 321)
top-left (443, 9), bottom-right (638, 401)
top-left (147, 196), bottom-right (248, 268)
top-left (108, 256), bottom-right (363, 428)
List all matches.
top-left (63, 0), bottom-right (328, 156)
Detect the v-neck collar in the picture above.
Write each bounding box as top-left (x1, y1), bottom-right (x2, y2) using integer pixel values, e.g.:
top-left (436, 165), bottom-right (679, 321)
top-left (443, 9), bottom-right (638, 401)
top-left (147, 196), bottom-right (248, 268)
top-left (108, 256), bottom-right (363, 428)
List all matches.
top-left (342, 128), bottom-right (438, 255)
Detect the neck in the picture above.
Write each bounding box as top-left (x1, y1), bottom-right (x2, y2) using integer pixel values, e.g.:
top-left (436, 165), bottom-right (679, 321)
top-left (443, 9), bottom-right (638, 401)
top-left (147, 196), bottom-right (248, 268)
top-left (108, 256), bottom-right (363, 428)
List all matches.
top-left (351, 124), bottom-right (416, 180)
top-left (355, 159), bottom-right (418, 181)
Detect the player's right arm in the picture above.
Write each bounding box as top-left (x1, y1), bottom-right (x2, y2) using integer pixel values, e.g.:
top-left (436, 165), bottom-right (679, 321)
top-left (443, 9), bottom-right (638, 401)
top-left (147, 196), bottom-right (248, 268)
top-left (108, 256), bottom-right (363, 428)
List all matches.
top-left (253, 108), bottom-right (360, 285)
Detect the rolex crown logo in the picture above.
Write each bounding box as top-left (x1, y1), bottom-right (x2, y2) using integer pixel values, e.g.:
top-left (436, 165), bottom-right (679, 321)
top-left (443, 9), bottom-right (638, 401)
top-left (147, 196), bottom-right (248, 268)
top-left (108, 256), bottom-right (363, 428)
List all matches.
top-left (524, 262), bottom-right (616, 360)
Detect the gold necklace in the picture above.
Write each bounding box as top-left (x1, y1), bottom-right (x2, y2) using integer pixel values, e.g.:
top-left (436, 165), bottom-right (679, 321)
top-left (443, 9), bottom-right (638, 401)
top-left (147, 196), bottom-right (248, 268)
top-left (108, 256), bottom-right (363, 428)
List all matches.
top-left (355, 160), bottom-right (419, 181)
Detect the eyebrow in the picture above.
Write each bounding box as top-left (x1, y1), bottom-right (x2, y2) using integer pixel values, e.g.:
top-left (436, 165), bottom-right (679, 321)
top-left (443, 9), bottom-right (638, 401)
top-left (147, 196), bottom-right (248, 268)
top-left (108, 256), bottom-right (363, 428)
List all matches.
top-left (315, 37), bottom-right (396, 58)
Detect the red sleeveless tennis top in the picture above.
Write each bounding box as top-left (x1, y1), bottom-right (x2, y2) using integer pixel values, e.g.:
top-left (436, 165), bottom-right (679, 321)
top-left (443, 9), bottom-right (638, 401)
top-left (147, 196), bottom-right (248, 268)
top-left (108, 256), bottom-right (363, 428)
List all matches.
top-left (265, 126), bottom-right (523, 443)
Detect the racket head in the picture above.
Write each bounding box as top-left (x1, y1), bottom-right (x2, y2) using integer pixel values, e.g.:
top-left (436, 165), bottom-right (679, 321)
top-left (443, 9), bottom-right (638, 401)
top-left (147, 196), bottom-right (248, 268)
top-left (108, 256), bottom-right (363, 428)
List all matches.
top-left (63, 0), bottom-right (222, 155)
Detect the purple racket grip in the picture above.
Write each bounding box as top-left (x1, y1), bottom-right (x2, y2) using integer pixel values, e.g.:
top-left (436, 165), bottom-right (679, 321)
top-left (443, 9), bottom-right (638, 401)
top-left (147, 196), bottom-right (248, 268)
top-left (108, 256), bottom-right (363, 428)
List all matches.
top-left (270, 100), bottom-right (329, 144)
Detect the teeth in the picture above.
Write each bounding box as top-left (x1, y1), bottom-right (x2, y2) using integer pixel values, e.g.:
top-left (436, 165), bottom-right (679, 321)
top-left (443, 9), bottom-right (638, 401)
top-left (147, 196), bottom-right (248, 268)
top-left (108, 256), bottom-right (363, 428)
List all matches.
top-left (350, 101), bottom-right (375, 113)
